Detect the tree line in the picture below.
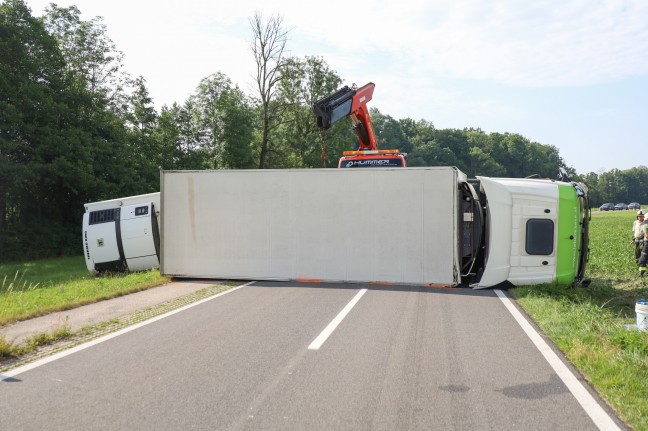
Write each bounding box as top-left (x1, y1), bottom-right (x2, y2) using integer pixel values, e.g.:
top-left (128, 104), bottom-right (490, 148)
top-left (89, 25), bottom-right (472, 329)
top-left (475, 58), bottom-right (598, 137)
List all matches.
top-left (0, 0), bottom-right (633, 261)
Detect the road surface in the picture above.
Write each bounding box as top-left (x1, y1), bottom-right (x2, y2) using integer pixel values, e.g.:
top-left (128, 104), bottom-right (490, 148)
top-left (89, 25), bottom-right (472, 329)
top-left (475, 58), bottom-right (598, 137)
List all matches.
top-left (0, 282), bottom-right (624, 430)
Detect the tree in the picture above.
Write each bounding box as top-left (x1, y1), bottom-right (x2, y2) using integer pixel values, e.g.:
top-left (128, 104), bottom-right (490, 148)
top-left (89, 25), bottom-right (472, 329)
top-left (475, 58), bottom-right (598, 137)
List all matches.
top-left (249, 12), bottom-right (289, 168)
top-left (624, 167), bottom-right (648, 206)
top-left (275, 56), bottom-right (342, 167)
top-left (578, 172), bottom-right (601, 205)
top-left (597, 169), bottom-right (627, 204)
top-left (42, 4), bottom-right (129, 110)
top-left (401, 119), bottom-right (435, 166)
top-left (218, 88), bottom-right (256, 169)
top-left (468, 147), bottom-right (505, 177)
top-left (40, 3), bottom-right (142, 200)
top-left (124, 76), bottom-right (160, 190)
top-left (370, 109), bottom-right (412, 154)
top-left (154, 103), bottom-right (207, 170)
top-left (184, 72), bottom-right (256, 169)
top-left (401, 118), bottom-right (435, 145)
top-left (0, 0), bottom-right (97, 258)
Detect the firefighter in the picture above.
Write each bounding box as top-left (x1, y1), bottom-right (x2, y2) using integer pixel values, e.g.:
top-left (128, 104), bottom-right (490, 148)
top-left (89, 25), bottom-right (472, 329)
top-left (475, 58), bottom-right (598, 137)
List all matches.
top-left (633, 210), bottom-right (646, 261)
top-left (638, 215), bottom-right (648, 276)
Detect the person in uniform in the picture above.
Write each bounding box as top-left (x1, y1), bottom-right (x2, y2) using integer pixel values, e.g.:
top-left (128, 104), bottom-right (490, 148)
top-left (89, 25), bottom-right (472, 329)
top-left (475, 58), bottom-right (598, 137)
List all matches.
top-left (633, 210), bottom-right (645, 261)
top-left (637, 213), bottom-right (648, 276)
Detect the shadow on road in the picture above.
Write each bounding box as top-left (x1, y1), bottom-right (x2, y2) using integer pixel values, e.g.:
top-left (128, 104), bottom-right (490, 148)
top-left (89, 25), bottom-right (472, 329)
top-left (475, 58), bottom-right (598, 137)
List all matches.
top-left (234, 279), bottom-right (507, 298)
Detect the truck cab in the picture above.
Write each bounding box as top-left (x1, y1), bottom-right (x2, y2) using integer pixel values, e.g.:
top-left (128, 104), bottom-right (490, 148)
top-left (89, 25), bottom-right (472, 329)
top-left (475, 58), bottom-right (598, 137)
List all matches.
top-left (470, 176), bottom-right (589, 288)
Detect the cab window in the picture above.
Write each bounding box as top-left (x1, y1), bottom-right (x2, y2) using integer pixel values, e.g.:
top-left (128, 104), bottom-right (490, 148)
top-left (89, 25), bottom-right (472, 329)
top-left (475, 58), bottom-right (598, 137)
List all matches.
top-left (526, 219), bottom-right (554, 255)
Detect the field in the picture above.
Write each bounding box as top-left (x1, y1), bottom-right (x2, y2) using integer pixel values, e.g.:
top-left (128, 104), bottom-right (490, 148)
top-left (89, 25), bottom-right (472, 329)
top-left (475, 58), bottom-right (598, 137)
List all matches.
top-left (1, 209), bottom-right (647, 429)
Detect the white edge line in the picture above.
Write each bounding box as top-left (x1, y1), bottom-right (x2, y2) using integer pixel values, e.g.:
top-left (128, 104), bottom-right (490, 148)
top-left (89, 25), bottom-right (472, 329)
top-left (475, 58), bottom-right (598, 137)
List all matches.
top-left (494, 289), bottom-right (621, 431)
top-left (308, 288), bottom-right (368, 350)
top-left (0, 281), bottom-right (256, 381)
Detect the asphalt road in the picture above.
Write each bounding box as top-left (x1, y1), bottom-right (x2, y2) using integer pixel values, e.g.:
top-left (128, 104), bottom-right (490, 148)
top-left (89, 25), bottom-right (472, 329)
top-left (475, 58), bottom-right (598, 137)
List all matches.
top-left (0, 282), bottom-right (622, 430)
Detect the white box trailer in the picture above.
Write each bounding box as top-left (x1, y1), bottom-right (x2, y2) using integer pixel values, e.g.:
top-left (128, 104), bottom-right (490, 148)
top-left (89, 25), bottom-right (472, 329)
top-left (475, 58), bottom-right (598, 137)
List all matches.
top-left (82, 192), bottom-right (161, 274)
top-left (160, 168), bottom-right (590, 288)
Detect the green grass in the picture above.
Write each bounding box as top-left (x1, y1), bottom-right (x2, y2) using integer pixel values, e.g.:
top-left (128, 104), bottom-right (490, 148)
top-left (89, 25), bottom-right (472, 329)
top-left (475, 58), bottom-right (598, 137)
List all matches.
top-left (0, 324), bottom-right (74, 358)
top-left (511, 209), bottom-right (648, 431)
top-left (0, 256), bottom-right (170, 326)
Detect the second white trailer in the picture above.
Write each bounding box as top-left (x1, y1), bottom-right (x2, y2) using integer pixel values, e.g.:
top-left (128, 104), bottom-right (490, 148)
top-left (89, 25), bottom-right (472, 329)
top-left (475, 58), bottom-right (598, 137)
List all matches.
top-left (83, 192), bottom-right (161, 274)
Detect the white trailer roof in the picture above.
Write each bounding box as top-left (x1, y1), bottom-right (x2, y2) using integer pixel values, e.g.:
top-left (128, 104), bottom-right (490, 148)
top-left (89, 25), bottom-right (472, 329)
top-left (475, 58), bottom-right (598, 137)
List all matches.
top-left (84, 192), bottom-right (160, 212)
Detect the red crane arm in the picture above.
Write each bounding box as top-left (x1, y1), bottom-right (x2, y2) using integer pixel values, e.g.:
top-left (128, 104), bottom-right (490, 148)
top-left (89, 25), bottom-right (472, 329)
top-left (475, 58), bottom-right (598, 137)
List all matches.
top-left (349, 83), bottom-right (378, 150)
top-left (313, 82), bottom-right (379, 151)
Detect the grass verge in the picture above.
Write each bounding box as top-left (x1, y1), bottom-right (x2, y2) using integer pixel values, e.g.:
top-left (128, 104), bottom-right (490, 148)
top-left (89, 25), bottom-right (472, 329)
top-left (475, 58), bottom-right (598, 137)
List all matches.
top-left (0, 256), bottom-right (170, 326)
top-left (0, 325), bottom-right (73, 358)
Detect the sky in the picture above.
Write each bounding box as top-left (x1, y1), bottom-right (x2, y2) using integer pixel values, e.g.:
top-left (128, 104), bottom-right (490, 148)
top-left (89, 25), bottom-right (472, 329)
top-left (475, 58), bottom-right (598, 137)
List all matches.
top-left (24, 0), bottom-right (648, 174)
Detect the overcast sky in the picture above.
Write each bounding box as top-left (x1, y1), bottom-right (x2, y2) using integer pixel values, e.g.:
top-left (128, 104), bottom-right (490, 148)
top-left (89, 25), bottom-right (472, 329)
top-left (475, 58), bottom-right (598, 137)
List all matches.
top-left (25, 0), bottom-right (648, 174)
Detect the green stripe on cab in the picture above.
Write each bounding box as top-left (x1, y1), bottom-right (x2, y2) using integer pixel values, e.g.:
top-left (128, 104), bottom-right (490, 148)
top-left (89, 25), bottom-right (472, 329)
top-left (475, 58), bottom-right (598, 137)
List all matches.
top-left (556, 184), bottom-right (580, 284)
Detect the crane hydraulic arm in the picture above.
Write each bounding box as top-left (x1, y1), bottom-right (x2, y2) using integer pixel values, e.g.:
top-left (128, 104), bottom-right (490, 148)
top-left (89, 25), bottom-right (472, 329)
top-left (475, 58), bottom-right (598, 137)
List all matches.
top-left (313, 82), bottom-right (378, 151)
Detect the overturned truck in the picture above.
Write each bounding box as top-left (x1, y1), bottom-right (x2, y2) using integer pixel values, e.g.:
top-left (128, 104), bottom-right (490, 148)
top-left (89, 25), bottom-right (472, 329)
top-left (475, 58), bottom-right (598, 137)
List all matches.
top-left (157, 167), bottom-right (589, 288)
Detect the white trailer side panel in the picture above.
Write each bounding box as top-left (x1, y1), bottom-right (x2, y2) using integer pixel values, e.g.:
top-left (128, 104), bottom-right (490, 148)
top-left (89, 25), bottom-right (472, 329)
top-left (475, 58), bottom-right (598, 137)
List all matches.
top-left (161, 168), bottom-right (461, 286)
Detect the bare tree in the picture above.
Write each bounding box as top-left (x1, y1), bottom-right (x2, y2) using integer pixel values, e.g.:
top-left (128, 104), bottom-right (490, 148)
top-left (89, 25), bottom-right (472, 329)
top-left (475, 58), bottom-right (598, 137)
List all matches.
top-left (249, 12), bottom-right (289, 168)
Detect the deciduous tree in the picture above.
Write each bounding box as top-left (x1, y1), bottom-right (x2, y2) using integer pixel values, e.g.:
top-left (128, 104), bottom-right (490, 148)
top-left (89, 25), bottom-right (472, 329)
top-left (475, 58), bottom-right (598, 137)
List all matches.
top-left (249, 12), bottom-right (289, 168)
